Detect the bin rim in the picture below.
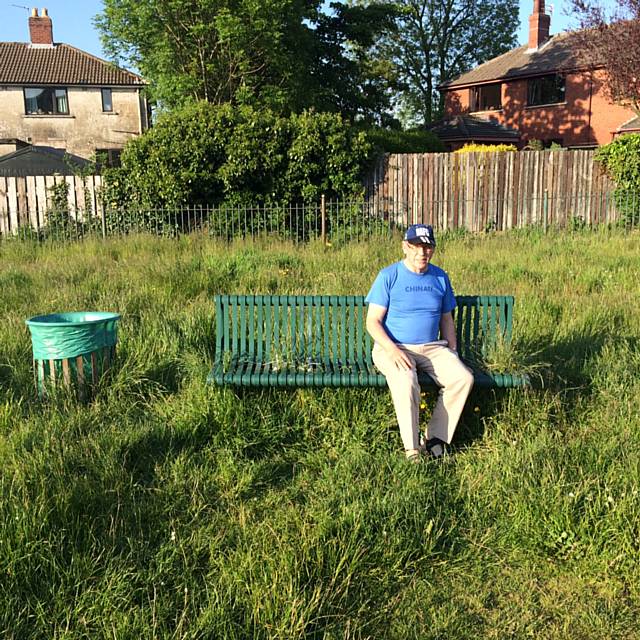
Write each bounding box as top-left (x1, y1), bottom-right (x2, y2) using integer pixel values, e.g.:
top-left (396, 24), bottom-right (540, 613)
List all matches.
top-left (26, 311), bottom-right (121, 328)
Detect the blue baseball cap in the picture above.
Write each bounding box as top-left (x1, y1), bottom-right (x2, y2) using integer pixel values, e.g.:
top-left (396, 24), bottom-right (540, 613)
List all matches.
top-left (404, 224), bottom-right (436, 246)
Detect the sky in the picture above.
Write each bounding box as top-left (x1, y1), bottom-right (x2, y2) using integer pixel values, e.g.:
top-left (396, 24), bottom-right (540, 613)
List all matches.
top-left (0, 0), bottom-right (618, 63)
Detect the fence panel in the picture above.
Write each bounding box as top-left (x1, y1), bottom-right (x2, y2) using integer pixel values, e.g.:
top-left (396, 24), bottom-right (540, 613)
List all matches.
top-left (0, 175), bottom-right (103, 236)
top-left (363, 149), bottom-right (618, 230)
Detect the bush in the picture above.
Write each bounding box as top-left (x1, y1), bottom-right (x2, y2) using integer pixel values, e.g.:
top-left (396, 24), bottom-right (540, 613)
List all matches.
top-left (454, 143), bottom-right (517, 154)
top-left (595, 133), bottom-right (640, 225)
top-left (102, 102), bottom-right (372, 214)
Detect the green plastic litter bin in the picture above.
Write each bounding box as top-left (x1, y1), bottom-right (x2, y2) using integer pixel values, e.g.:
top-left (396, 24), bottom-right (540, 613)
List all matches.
top-left (25, 311), bottom-right (121, 398)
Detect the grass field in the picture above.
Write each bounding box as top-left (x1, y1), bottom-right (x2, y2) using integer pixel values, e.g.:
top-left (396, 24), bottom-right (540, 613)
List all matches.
top-left (1, 229), bottom-right (639, 639)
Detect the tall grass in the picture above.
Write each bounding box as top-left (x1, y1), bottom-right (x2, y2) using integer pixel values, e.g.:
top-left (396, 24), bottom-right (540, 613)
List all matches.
top-left (0, 229), bottom-right (639, 639)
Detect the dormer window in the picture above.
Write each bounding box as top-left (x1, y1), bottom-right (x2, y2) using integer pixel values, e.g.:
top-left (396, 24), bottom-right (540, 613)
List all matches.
top-left (527, 74), bottom-right (565, 106)
top-left (470, 83), bottom-right (502, 112)
top-left (24, 87), bottom-right (69, 115)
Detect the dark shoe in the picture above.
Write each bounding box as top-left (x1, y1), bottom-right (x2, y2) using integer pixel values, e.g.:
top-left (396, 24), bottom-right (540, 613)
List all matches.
top-left (424, 437), bottom-right (447, 459)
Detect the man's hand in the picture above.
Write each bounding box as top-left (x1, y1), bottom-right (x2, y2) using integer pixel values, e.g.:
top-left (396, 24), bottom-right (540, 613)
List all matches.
top-left (439, 312), bottom-right (457, 353)
top-left (386, 343), bottom-right (415, 370)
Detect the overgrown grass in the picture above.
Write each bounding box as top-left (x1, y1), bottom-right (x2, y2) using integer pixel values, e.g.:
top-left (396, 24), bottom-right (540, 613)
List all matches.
top-left (1, 229), bottom-right (639, 639)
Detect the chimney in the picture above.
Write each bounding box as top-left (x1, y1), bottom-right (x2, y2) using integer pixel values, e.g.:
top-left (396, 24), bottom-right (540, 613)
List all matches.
top-left (528, 0), bottom-right (551, 50)
top-left (29, 8), bottom-right (54, 46)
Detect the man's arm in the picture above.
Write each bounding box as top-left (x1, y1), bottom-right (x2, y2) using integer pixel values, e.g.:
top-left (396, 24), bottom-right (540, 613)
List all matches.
top-left (366, 303), bottom-right (414, 370)
top-left (439, 312), bottom-right (457, 353)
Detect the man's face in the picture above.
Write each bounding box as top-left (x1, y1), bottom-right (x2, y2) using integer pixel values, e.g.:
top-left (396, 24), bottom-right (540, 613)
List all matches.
top-left (402, 240), bottom-right (435, 273)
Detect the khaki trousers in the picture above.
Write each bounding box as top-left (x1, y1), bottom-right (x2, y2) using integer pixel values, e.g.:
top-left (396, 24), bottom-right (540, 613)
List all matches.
top-left (372, 342), bottom-right (474, 451)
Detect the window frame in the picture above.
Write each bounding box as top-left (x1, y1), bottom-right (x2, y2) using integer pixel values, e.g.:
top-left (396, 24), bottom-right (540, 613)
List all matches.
top-left (527, 74), bottom-right (566, 107)
top-left (95, 148), bottom-right (122, 168)
top-left (469, 83), bottom-right (502, 112)
top-left (23, 86), bottom-right (69, 115)
top-left (101, 88), bottom-right (113, 113)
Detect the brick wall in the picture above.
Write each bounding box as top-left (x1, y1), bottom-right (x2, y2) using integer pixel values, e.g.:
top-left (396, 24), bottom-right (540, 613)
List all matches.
top-left (443, 69), bottom-right (636, 147)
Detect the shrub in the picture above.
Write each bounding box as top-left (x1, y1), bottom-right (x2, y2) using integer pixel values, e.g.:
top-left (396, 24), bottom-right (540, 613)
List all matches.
top-left (102, 102), bottom-right (372, 215)
top-left (595, 133), bottom-right (640, 225)
top-left (454, 143), bottom-right (517, 154)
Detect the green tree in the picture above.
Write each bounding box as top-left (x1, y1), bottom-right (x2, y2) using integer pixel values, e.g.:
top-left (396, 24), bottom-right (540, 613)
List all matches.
top-left (307, 2), bottom-right (399, 123)
top-left (96, 0), bottom-right (311, 109)
top-left (96, 0), bottom-right (397, 120)
top-left (376, 0), bottom-right (519, 126)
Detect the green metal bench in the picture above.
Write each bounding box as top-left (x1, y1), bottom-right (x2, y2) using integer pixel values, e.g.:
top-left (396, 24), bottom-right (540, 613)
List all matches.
top-left (208, 295), bottom-right (530, 389)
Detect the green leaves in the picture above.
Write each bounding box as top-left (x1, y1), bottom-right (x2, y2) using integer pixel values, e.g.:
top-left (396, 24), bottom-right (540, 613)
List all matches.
top-left (96, 0), bottom-right (398, 121)
top-left (97, 0), bottom-right (308, 108)
top-left (596, 133), bottom-right (640, 223)
top-left (103, 102), bottom-right (373, 210)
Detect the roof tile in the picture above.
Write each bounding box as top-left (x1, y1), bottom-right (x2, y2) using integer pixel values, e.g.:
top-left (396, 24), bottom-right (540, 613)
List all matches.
top-left (440, 32), bottom-right (598, 89)
top-left (0, 42), bottom-right (144, 86)
top-left (428, 115), bottom-right (521, 142)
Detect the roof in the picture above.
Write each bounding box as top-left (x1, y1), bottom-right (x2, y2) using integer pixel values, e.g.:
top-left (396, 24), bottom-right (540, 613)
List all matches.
top-left (440, 32), bottom-right (598, 89)
top-left (0, 145), bottom-right (91, 176)
top-left (0, 42), bottom-right (144, 86)
top-left (618, 116), bottom-right (640, 132)
top-left (428, 115), bottom-right (521, 143)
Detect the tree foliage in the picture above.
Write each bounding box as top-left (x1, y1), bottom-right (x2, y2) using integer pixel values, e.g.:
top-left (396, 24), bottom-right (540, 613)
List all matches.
top-left (102, 101), bottom-right (372, 210)
top-left (375, 0), bottom-right (519, 126)
top-left (596, 133), bottom-right (640, 221)
top-left (301, 2), bottom-right (399, 123)
top-left (364, 126), bottom-right (445, 153)
top-left (96, 0), bottom-right (305, 108)
top-left (96, 0), bottom-right (396, 121)
top-left (567, 0), bottom-right (640, 114)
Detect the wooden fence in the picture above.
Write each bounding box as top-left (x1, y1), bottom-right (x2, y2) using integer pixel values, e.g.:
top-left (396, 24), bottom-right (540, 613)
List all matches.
top-left (0, 175), bottom-right (103, 235)
top-left (364, 149), bottom-right (618, 231)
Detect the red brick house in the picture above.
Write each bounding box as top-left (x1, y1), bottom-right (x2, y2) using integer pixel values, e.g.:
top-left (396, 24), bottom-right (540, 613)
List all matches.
top-left (435, 0), bottom-right (639, 150)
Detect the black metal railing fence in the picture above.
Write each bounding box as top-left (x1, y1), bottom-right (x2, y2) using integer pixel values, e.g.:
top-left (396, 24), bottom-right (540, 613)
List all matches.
top-left (1, 191), bottom-right (638, 244)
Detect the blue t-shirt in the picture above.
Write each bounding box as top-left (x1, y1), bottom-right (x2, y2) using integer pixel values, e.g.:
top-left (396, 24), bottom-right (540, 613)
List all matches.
top-left (365, 261), bottom-right (456, 344)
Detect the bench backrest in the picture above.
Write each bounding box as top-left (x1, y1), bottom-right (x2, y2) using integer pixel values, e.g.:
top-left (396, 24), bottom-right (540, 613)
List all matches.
top-left (214, 295), bottom-right (514, 366)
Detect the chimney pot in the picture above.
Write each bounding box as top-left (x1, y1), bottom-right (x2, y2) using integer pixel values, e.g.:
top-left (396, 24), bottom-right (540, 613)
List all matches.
top-left (41, 7), bottom-right (48, 17)
top-left (31, 8), bottom-right (37, 17)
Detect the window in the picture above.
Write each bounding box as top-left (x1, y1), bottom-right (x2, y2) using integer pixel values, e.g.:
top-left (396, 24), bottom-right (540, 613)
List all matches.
top-left (101, 88), bottom-right (113, 112)
top-left (470, 83), bottom-right (502, 111)
top-left (96, 148), bottom-right (122, 168)
top-left (527, 74), bottom-right (565, 106)
top-left (24, 87), bottom-right (69, 115)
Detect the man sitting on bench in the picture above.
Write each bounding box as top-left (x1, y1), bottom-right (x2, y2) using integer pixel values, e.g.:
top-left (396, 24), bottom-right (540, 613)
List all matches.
top-left (365, 224), bottom-right (474, 463)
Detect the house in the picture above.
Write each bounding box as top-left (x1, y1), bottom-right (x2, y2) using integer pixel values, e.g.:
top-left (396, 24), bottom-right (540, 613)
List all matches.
top-left (0, 8), bottom-right (150, 164)
top-left (435, 0), bottom-right (639, 150)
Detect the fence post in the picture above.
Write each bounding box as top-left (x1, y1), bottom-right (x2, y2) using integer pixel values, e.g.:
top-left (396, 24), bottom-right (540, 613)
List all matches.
top-left (320, 194), bottom-right (326, 244)
top-left (100, 202), bottom-right (107, 239)
top-left (543, 189), bottom-right (548, 232)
